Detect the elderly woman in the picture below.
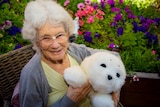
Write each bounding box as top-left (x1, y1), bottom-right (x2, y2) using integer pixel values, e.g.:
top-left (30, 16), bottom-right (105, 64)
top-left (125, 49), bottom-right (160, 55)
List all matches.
top-left (18, 0), bottom-right (122, 107)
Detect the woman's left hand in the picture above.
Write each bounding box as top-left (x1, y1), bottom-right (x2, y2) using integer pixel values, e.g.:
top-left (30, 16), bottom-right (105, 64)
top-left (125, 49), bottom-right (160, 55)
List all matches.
top-left (111, 90), bottom-right (120, 107)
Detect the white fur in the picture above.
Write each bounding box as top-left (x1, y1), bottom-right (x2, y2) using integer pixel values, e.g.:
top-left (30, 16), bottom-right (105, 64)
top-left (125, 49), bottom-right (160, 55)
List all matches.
top-left (64, 66), bottom-right (87, 88)
top-left (90, 92), bottom-right (114, 107)
top-left (64, 52), bottom-right (126, 107)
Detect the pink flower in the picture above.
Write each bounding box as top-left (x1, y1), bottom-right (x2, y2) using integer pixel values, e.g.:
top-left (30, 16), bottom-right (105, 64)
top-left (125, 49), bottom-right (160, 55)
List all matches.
top-left (85, 5), bottom-right (94, 14)
top-left (95, 9), bottom-right (105, 20)
top-left (3, 20), bottom-right (12, 29)
top-left (78, 19), bottom-right (84, 26)
top-left (85, 0), bottom-right (91, 5)
top-left (77, 3), bottom-right (85, 9)
top-left (75, 10), bottom-right (87, 18)
top-left (133, 75), bottom-right (139, 82)
top-left (87, 16), bottom-right (94, 24)
top-left (95, 13), bottom-right (104, 20)
top-left (97, 9), bottom-right (105, 15)
top-left (152, 50), bottom-right (156, 55)
top-left (64, 0), bottom-right (70, 6)
top-left (0, 25), bottom-right (4, 30)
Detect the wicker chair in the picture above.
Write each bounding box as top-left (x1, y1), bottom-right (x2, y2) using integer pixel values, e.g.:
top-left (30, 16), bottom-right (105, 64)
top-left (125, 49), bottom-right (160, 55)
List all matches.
top-left (0, 45), bottom-right (35, 106)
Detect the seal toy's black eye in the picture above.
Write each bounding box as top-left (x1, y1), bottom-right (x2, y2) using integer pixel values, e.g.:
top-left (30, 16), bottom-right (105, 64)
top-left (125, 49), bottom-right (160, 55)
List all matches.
top-left (100, 63), bottom-right (106, 68)
top-left (108, 75), bottom-right (112, 80)
top-left (116, 73), bottom-right (120, 78)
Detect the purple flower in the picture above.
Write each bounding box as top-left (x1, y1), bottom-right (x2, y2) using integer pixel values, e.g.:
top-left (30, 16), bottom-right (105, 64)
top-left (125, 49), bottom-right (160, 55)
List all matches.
top-left (111, 7), bottom-right (120, 13)
top-left (100, 0), bottom-right (106, 8)
top-left (93, 3), bottom-right (98, 9)
top-left (138, 26), bottom-right (147, 32)
top-left (114, 13), bottom-right (122, 22)
top-left (94, 32), bottom-right (101, 38)
top-left (117, 27), bottom-right (123, 36)
top-left (154, 18), bottom-right (160, 25)
top-left (119, 0), bottom-right (123, 4)
top-left (146, 19), bottom-right (155, 25)
top-left (124, 7), bottom-right (131, 13)
top-left (132, 15), bottom-right (136, 19)
top-left (6, 26), bottom-right (21, 36)
top-left (14, 44), bottom-right (22, 50)
top-left (107, 0), bottom-right (115, 7)
top-left (140, 16), bottom-right (146, 23)
top-left (132, 21), bottom-right (139, 32)
top-left (142, 23), bottom-right (149, 30)
top-left (149, 34), bottom-right (158, 45)
top-left (124, 7), bottom-right (136, 19)
top-left (84, 35), bottom-right (92, 42)
top-left (110, 22), bottom-right (117, 27)
top-left (127, 13), bottom-right (136, 19)
top-left (140, 17), bottom-right (155, 28)
top-left (85, 31), bottom-right (91, 36)
top-left (145, 32), bottom-right (151, 38)
top-left (145, 32), bottom-right (158, 45)
top-left (0, 0), bottom-right (10, 7)
top-left (84, 31), bottom-right (92, 42)
top-left (108, 43), bottom-right (115, 49)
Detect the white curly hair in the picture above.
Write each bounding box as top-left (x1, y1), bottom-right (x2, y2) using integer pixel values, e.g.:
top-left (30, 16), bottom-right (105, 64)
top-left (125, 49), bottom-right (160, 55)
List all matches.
top-left (22, 0), bottom-right (75, 53)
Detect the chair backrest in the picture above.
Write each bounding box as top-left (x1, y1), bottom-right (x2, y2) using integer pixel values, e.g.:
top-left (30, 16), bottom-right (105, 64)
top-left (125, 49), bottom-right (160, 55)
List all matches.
top-left (0, 45), bottom-right (35, 100)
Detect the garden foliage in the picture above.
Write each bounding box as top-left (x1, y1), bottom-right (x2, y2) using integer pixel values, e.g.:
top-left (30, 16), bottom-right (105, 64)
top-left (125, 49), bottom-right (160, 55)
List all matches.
top-left (64, 0), bottom-right (160, 73)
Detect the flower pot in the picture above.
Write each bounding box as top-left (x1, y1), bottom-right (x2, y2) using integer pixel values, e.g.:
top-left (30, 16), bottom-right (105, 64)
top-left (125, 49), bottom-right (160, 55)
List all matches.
top-left (120, 72), bottom-right (160, 107)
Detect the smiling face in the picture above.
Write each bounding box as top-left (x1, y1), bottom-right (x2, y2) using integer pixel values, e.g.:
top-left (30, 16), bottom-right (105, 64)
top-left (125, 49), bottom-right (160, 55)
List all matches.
top-left (37, 22), bottom-right (69, 63)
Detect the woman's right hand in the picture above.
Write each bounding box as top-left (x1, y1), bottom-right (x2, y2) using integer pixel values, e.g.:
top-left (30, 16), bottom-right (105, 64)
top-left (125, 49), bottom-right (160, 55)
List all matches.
top-left (66, 81), bottom-right (91, 103)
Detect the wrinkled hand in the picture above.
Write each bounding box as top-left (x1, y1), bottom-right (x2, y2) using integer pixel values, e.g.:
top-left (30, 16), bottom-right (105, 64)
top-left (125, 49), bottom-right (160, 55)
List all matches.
top-left (111, 90), bottom-right (120, 107)
top-left (67, 81), bottom-right (91, 103)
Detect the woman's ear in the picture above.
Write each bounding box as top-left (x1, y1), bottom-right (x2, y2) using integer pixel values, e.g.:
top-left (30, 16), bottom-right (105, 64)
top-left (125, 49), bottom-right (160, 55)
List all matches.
top-left (36, 41), bottom-right (40, 48)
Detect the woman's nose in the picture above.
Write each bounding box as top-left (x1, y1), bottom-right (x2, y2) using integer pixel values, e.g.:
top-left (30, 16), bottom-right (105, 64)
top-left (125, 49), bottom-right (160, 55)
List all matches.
top-left (50, 38), bottom-right (60, 48)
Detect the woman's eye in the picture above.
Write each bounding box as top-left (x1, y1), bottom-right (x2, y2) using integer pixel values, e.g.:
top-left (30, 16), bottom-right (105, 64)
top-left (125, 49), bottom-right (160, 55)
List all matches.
top-left (57, 34), bottom-right (64, 38)
top-left (42, 37), bottom-right (51, 40)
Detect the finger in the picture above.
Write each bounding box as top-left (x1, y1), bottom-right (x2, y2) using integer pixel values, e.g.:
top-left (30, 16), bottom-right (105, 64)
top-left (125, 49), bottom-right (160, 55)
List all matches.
top-left (80, 85), bottom-right (92, 97)
top-left (81, 81), bottom-right (91, 89)
top-left (111, 91), bottom-right (120, 107)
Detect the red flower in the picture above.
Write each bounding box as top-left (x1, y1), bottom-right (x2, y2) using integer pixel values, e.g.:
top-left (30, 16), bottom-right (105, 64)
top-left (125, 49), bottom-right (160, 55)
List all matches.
top-left (78, 30), bottom-right (83, 35)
